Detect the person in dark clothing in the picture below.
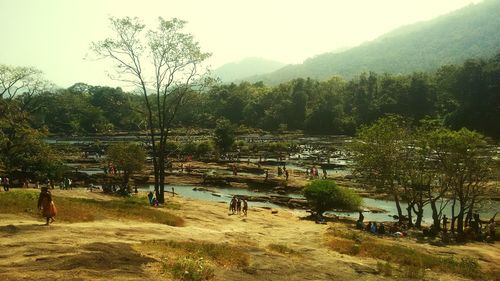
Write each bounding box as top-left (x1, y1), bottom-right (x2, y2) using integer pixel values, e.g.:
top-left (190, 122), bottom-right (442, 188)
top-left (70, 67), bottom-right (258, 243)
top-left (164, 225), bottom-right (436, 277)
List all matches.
top-left (442, 215), bottom-right (448, 232)
top-left (242, 199), bottom-right (248, 216)
top-left (358, 211), bottom-right (364, 223)
top-left (378, 223), bottom-right (386, 235)
top-left (147, 191), bottom-right (154, 206)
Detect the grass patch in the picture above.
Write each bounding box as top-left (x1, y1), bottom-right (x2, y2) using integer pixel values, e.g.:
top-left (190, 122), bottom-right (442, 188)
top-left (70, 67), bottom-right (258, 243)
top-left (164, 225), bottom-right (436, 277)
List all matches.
top-left (0, 190), bottom-right (184, 226)
top-left (138, 240), bottom-right (249, 280)
top-left (267, 243), bottom-right (300, 256)
top-left (141, 240), bottom-right (249, 268)
top-left (326, 226), bottom-right (484, 279)
top-left (171, 256), bottom-right (215, 281)
top-left (376, 261), bottom-right (393, 277)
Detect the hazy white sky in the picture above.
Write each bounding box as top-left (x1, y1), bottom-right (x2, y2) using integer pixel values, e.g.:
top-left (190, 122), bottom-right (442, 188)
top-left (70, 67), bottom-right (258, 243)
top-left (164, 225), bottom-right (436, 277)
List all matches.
top-left (0, 0), bottom-right (482, 88)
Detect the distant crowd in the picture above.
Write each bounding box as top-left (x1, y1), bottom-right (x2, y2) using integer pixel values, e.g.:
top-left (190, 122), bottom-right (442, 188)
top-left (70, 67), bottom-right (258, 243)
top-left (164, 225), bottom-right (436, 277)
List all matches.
top-left (355, 211), bottom-right (496, 242)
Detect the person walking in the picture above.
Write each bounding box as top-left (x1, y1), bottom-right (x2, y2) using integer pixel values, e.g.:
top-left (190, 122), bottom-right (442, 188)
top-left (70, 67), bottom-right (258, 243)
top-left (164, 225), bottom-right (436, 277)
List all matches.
top-left (37, 186), bottom-right (57, 225)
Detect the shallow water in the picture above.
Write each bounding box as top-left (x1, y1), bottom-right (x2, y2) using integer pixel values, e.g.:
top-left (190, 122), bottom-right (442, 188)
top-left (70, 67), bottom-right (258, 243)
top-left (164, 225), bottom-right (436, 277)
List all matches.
top-left (140, 184), bottom-right (499, 223)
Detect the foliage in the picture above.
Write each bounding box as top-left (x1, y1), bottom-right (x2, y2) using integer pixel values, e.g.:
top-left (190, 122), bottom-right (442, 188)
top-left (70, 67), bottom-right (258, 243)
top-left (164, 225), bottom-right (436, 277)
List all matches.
top-left (349, 115), bottom-right (410, 218)
top-left (213, 118), bottom-right (235, 153)
top-left (350, 113), bottom-right (493, 231)
top-left (0, 102), bottom-right (60, 179)
top-left (92, 16), bottom-right (211, 203)
top-left (172, 256), bottom-right (214, 281)
top-left (106, 142), bottom-right (146, 186)
top-left (17, 52), bottom-right (500, 139)
top-left (245, 0), bottom-right (500, 85)
top-left (303, 180), bottom-right (362, 215)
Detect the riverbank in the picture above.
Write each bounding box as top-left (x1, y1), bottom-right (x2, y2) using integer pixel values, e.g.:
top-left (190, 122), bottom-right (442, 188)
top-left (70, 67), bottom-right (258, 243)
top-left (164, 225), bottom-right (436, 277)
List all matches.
top-left (0, 188), bottom-right (498, 280)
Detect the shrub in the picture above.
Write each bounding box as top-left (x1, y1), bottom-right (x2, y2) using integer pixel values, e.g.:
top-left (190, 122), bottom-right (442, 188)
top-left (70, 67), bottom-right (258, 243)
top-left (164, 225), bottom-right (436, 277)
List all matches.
top-left (303, 180), bottom-right (362, 215)
top-left (377, 262), bottom-right (393, 276)
top-left (196, 141), bottom-right (214, 158)
top-left (172, 256), bottom-right (214, 281)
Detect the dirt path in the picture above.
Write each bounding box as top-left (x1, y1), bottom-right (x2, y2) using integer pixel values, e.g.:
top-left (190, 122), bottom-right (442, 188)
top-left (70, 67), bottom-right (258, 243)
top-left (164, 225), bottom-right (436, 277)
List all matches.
top-left (0, 190), bottom-right (497, 280)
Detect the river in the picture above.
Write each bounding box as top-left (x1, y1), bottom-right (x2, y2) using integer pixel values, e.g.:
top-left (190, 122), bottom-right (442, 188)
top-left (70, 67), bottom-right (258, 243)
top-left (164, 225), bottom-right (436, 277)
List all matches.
top-left (139, 184), bottom-right (499, 223)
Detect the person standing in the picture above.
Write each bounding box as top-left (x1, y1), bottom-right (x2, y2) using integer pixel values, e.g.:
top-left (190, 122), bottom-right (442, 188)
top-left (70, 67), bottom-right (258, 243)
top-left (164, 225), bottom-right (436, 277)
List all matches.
top-left (488, 219), bottom-right (496, 240)
top-left (147, 191), bottom-right (154, 206)
top-left (37, 186), bottom-right (57, 225)
top-left (3, 176), bottom-right (10, 191)
top-left (236, 198), bottom-right (242, 215)
top-left (442, 215), bottom-right (448, 231)
top-left (243, 199), bottom-right (248, 217)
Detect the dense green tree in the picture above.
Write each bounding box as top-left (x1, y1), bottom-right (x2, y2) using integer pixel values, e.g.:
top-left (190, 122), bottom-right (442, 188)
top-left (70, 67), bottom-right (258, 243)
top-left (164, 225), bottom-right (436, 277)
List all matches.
top-left (106, 142), bottom-right (146, 190)
top-left (213, 119), bottom-right (235, 153)
top-left (349, 115), bottom-right (410, 220)
top-left (303, 180), bottom-right (362, 216)
top-left (425, 128), bottom-right (492, 236)
top-left (0, 65), bottom-right (60, 180)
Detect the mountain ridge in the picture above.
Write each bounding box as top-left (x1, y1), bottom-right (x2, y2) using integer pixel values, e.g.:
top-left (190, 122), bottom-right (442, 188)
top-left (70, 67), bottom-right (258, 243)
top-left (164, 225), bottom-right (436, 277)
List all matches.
top-left (245, 0), bottom-right (500, 85)
top-left (213, 57), bottom-right (286, 83)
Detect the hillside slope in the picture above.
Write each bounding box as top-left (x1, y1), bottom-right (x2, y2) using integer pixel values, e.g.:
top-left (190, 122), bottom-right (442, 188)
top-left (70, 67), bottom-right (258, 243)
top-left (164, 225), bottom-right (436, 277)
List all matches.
top-left (214, 57), bottom-right (285, 82)
top-left (248, 0), bottom-right (500, 84)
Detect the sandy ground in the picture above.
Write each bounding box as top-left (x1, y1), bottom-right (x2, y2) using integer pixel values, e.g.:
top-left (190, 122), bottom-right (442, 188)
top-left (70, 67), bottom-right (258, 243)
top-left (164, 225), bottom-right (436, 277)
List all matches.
top-left (0, 189), bottom-right (498, 281)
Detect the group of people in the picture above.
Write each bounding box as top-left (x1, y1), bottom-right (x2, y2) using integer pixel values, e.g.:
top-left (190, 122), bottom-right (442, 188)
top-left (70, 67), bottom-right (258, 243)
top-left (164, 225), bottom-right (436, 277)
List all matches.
top-left (305, 166), bottom-right (328, 179)
top-left (61, 177), bottom-right (72, 190)
top-left (277, 166), bottom-right (289, 180)
top-left (459, 213), bottom-right (496, 242)
top-left (356, 211), bottom-right (407, 237)
top-left (229, 196), bottom-right (248, 216)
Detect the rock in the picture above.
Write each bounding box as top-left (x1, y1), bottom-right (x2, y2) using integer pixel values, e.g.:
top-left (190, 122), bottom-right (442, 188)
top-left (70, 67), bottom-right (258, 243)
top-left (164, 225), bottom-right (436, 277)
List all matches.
top-left (242, 267), bottom-right (258, 275)
top-left (0, 225), bottom-right (19, 233)
top-left (350, 263), bottom-right (378, 274)
top-left (271, 209), bottom-right (279, 214)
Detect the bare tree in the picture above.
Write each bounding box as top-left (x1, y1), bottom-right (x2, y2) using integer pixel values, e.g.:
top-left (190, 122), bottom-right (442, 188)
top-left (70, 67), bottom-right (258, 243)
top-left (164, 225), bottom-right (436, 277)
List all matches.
top-left (0, 64), bottom-right (50, 112)
top-left (91, 17), bottom-right (210, 202)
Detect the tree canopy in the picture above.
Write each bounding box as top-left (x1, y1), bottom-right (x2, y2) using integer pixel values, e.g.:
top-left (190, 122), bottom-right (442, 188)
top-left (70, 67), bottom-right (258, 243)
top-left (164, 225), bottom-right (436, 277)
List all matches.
top-left (303, 180), bottom-right (362, 216)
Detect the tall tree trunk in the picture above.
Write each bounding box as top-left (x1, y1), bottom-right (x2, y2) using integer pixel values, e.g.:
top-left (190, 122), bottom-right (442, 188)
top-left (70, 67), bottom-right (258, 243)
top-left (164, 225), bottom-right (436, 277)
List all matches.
top-left (465, 209), bottom-right (473, 228)
top-left (407, 203), bottom-right (414, 227)
top-left (393, 193), bottom-right (403, 221)
top-left (415, 203), bottom-right (424, 228)
top-left (429, 199), bottom-right (441, 230)
top-left (158, 146), bottom-right (165, 204)
top-left (457, 207), bottom-right (465, 236)
top-left (451, 196), bottom-right (457, 233)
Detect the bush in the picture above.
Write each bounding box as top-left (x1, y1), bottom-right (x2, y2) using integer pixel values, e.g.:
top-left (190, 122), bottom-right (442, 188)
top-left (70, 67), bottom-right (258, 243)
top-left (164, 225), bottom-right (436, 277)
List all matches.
top-left (196, 141), bottom-right (214, 158)
top-left (172, 256), bottom-right (214, 281)
top-left (377, 262), bottom-right (393, 276)
top-left (303, 180), bottom-right (362, 215)
top-left (181, 142), bottom-right (198, 155)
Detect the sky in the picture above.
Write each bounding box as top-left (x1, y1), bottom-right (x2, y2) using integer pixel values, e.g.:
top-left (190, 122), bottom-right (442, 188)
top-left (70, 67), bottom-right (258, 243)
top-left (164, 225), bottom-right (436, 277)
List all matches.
top-left (0, 0), bottom-right (483, 88)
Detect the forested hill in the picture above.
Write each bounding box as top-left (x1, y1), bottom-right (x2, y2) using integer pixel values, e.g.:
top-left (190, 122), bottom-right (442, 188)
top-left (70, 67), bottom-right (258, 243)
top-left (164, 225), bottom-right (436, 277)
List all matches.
top-left (246, 0), bottom-right (500, 85)
top-left (213, 57), bottom-right (285, 82)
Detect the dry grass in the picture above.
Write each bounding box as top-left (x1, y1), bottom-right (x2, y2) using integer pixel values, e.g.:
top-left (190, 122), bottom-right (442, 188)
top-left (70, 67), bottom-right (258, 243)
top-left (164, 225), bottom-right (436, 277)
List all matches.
top-left (0, 190), bottom-right (184, 226)
top-left (325, 224), bottom-right (486, 279)
top-left (137, 240), bottom-right (250, 280)
top-left (267, 243), bottom-right (301, 256)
